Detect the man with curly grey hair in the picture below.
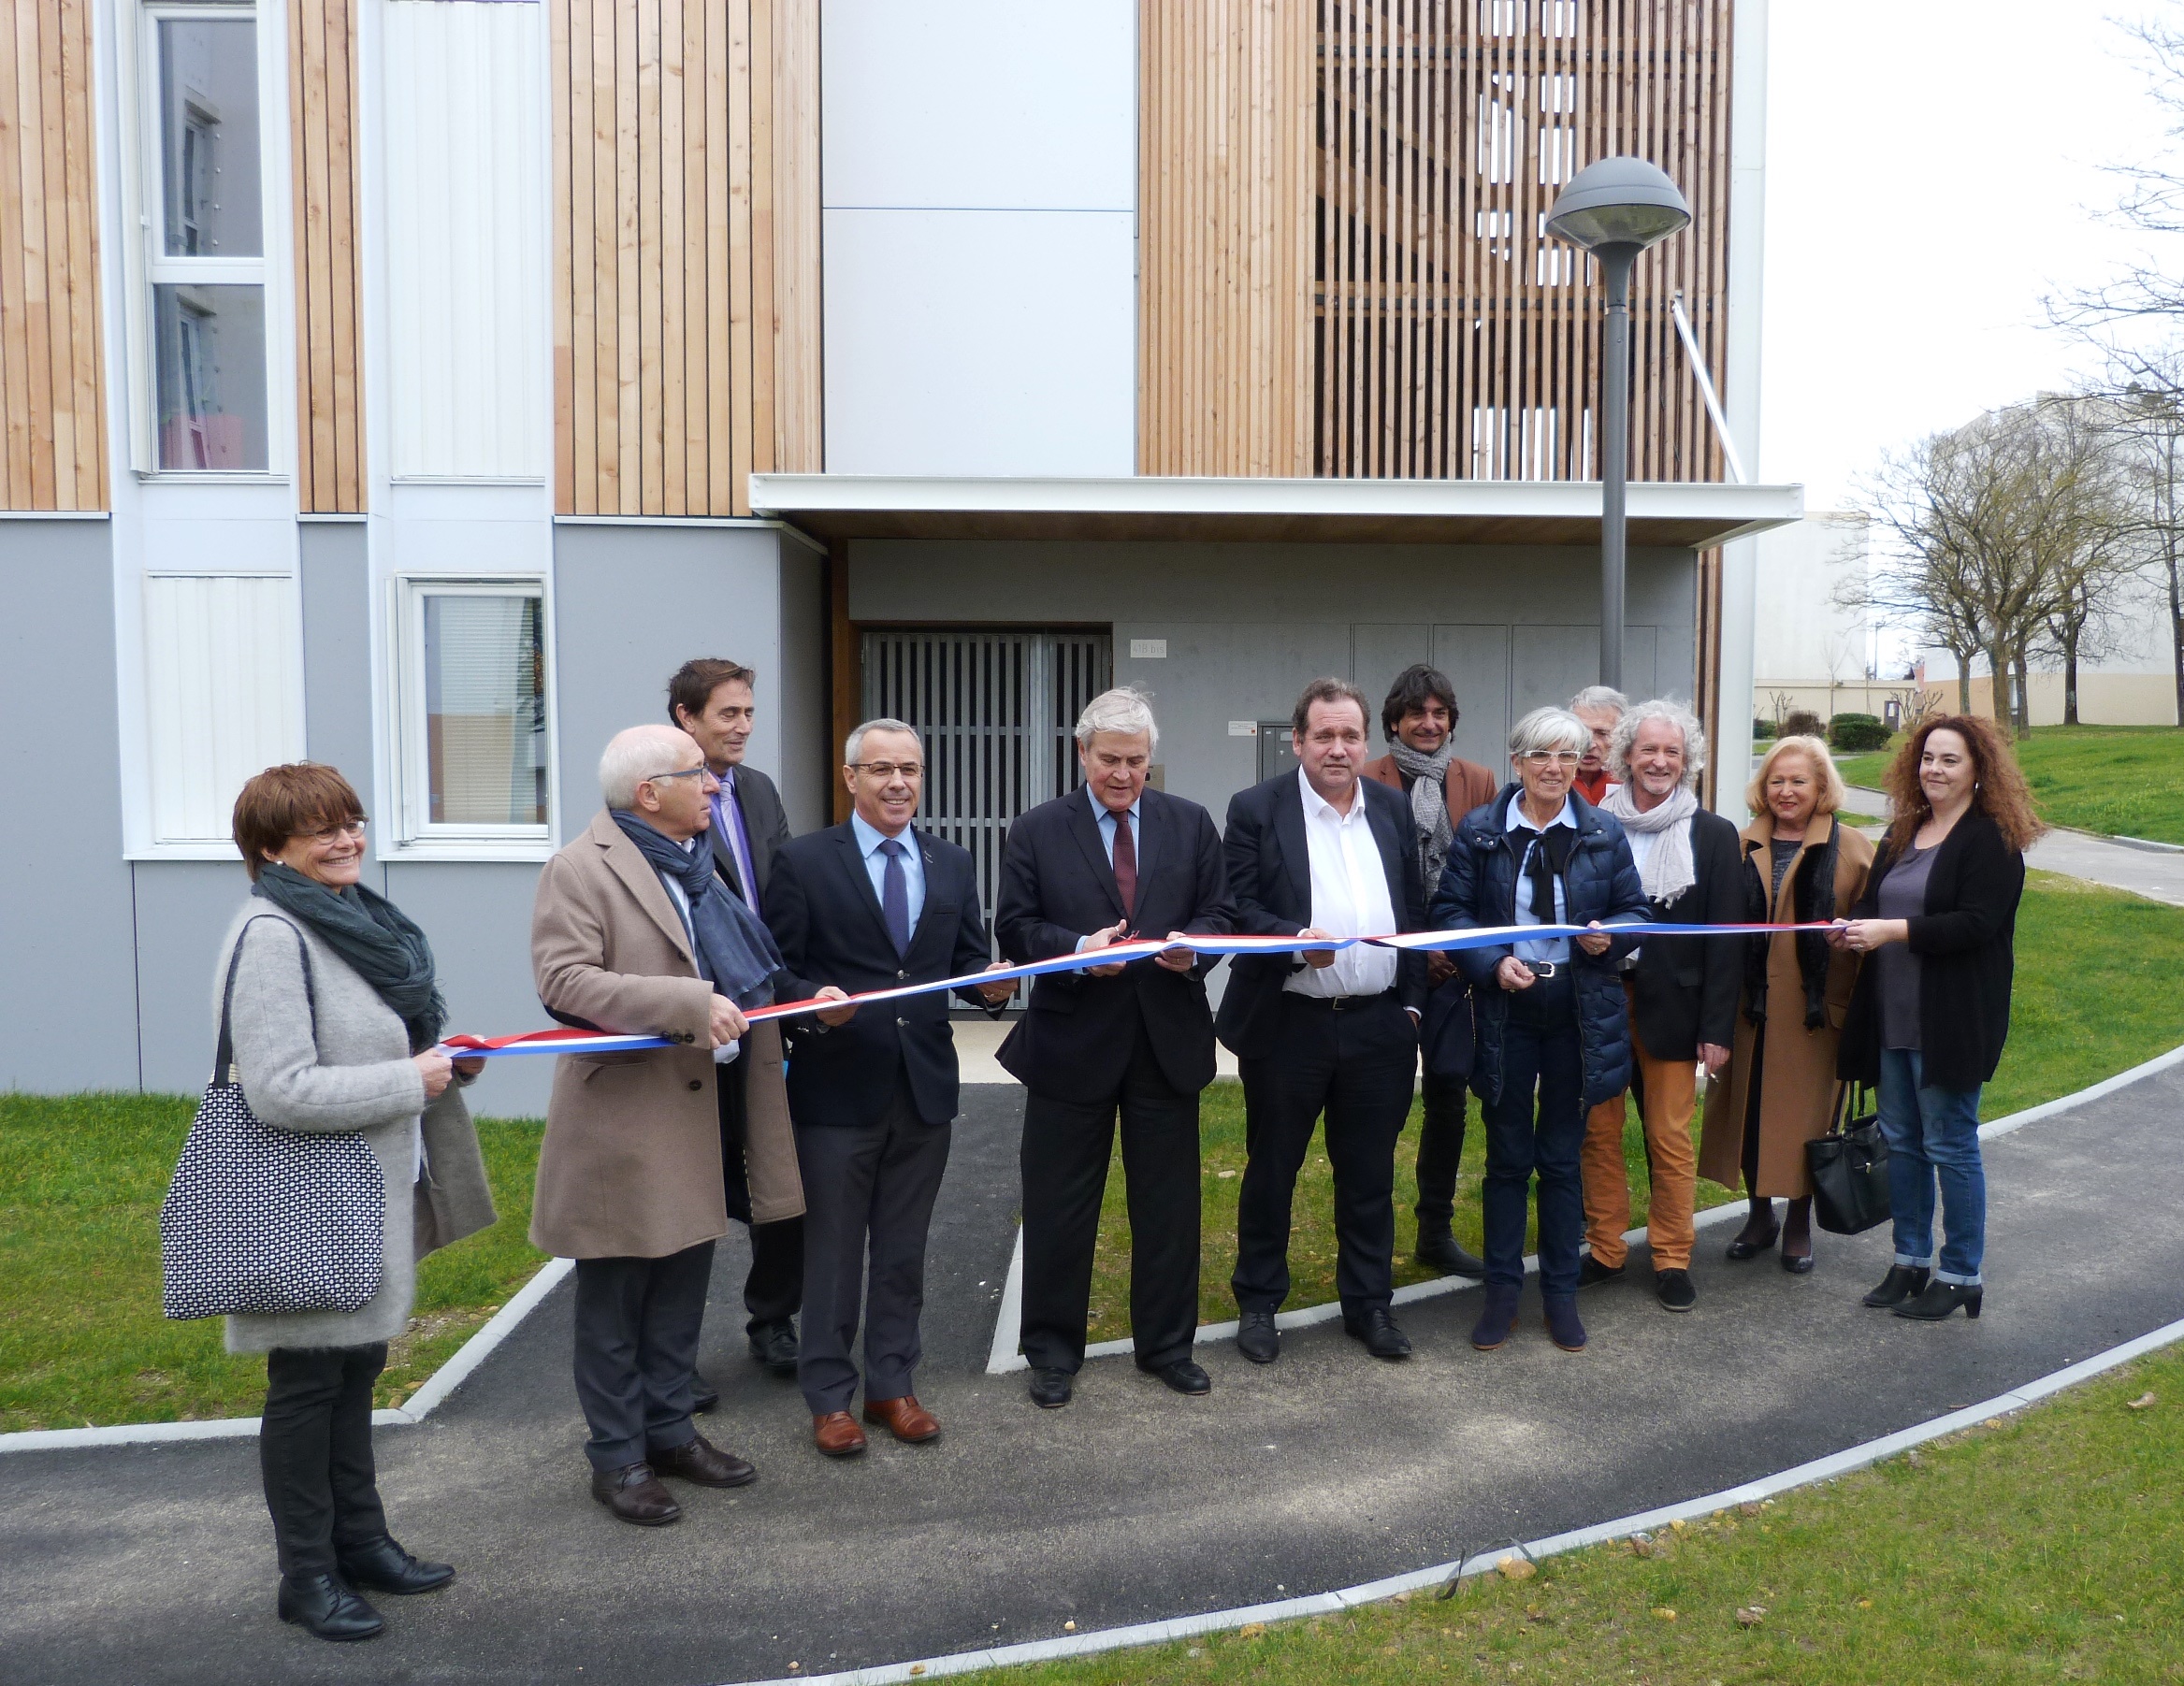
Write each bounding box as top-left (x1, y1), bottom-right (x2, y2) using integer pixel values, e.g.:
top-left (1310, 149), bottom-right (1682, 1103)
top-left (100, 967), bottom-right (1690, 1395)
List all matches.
top-left (1584, 699), bottom-right (1744, 1311)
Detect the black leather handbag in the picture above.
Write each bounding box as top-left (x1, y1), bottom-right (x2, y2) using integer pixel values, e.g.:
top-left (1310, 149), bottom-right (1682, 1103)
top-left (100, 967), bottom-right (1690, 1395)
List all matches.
top-left (1806, 1082), bottom-right (1891, 1235)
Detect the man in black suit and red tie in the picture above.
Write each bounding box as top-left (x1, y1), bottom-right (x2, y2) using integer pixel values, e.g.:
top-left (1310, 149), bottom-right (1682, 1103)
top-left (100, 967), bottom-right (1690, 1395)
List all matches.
top-left (766, 719), bottom-right (1018, 1458)
top-left (995, 687), bottom-right (1234, 1408)
top-left (1218, 677), bottom-right (1428, 1365)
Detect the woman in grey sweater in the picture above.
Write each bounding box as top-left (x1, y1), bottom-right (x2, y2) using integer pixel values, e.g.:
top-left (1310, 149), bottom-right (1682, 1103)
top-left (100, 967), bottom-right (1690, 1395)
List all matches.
top-left (220, 764), bottom-right (495, 1641)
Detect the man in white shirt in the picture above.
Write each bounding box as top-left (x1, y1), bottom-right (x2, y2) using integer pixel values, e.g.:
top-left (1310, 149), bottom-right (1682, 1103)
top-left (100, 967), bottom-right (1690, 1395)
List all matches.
top-left (1215, 678), bottom-right (1428, 1364)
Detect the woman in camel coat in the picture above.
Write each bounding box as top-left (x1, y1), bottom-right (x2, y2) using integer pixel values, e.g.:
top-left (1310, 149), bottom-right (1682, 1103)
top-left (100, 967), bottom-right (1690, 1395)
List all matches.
top-left (1699, 735), bottom-right (1873, 1273)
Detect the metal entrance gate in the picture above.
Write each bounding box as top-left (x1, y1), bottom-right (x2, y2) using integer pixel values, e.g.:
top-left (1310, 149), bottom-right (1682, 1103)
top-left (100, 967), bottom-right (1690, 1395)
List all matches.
top-left (861, 629), bottom-right (1112, 955)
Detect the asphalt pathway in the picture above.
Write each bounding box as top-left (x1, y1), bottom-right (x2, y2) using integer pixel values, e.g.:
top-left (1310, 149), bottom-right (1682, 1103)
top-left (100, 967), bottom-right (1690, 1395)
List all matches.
top-left (7, 1067), bottom-right (2183, 1686)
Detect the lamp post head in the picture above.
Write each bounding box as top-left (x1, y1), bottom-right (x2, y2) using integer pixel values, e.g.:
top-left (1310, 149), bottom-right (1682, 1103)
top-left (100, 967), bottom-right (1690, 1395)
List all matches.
top-left (1545, 156), bottom-right (1690, 253)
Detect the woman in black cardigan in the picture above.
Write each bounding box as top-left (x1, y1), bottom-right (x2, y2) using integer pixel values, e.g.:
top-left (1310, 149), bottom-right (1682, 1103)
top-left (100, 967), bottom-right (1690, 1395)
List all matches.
top-left (1832, 714), bottom-right (2044, 1321)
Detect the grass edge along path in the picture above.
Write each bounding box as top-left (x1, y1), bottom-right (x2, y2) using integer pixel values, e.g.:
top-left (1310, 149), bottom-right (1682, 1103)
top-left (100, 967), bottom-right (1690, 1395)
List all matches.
top-left (1837, 723), bottom-right (2184, 847)
top-left (982, 1336), bottom-right (2184, 1685)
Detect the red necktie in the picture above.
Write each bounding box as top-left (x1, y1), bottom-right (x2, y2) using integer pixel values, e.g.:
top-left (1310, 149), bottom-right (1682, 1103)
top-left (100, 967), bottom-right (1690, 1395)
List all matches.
top-left (1111, 812), bottom-right (1138, 922)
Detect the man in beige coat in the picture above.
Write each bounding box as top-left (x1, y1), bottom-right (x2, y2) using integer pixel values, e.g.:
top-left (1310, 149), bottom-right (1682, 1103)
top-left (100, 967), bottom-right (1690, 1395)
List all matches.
top-left (531, 724), bottom-right (827, 1525)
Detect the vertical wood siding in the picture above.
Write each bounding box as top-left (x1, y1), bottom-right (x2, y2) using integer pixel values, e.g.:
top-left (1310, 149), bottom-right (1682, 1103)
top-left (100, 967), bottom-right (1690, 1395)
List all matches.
top-left (1140, 0), bottom-right (1733, 483)
top-left (0, 0), bottom-right (105, 512)
top-left (551, 0), bottom-right (820, 517)
top-left (289, 0), bottom-right (364, 512)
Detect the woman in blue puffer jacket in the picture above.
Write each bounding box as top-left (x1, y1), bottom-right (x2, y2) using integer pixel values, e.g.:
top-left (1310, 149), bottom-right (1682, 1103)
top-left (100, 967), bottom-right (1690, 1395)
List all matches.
top-left (1431, 706), bottom-right (1649, 1355)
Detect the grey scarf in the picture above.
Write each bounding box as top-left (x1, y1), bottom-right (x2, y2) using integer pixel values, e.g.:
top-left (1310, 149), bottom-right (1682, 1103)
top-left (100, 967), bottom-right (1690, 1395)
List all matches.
top-left (1391, 741), bottom-right (1458, 886)
top-left (253, 863), bottom-right (446, 1051)
top-left (611, 811), bottom-right (782, 1009)
top-left (1600, 783), bottom-right (1699, 906)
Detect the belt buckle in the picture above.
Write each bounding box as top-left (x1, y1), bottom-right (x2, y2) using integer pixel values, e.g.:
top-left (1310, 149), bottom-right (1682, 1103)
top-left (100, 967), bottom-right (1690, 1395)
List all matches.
top-left (1528, 959), bottom-right (1559, 980)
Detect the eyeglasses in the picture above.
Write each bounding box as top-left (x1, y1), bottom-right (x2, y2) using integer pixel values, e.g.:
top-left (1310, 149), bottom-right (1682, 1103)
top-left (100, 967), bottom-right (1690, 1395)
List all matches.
top-left (1520, 751), bottom-right (1582, 768)
top-left (300, 819), bottom-right (368, 844)
top-left (848, 761), bottom-right (924, 780)
top-left (644, 766), bottom-right (714, 785)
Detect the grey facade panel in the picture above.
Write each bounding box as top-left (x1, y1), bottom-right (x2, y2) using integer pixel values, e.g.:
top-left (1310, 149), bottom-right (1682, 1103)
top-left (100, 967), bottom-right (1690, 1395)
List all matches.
top-left (774, 536), bottom-right (831, 833)
top-left (133, 861), bottom-right (254, 1094)
top-left (0, 518), bottom-right (142, 1093)
top-left (383, 861), bottom-right (554, 1117)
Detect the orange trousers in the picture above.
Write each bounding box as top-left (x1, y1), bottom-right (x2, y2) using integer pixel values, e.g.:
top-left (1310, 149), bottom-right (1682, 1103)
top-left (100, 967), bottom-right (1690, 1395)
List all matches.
top-left (1581, 983), bottom-right (1698, 1272)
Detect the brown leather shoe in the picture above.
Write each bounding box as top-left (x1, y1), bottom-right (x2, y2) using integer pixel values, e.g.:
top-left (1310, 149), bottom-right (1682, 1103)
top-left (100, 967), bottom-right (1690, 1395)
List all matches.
top-left (861, 1394), bottom-right (942, 1444)
top-left (812, 1410), bottom-right (868, 1458)
top-left (589, 1463), bottom-right (681, 1526)
top-left (649, 1431), bottom-right (757, 1488)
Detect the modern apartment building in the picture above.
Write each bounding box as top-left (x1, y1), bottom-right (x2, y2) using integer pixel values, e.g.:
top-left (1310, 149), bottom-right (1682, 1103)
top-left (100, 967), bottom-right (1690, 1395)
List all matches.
top-left (0, 0), bottom-right (1793, 1104)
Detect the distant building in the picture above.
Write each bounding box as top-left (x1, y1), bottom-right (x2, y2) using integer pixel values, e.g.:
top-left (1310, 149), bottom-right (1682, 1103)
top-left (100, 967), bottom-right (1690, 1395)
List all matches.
top-left (1919, 569), bottom-right (2181, 727)
top-left (1750, 511), bottom-right (1918, 726)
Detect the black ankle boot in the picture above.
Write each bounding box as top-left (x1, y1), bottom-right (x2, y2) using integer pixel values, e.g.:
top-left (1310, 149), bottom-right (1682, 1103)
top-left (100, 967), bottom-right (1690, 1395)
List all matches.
top-left (1725, 1203), bottom-right (1780, 1261)
top-left (277, 1573), bottom-right (383, 1641)
top-left (1415, 1221), bottom-right (1486, 1278)
top-left (1893, 1279), bottom-right (1983, 1321)
top-left (1862, 1265), bottom-right (1931, 1308)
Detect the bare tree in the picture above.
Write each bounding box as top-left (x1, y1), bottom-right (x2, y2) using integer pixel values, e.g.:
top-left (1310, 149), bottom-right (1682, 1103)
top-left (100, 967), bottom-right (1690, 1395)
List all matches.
top-left (2090, 368), bottom-right (2184, 725)
top-left (2026, 396), bottom-right (2145, 725)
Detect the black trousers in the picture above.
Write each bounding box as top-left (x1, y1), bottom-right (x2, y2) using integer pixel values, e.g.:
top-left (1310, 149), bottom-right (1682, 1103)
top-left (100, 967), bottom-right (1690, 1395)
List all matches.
top-left (1020, 1016), bottom-right (1202, 1373)
top-left (1232, 992), bottom-right (1419, 1318)
top-left (572, 1241), bottom-right (716, 1472)
top-left (718, 1052), bottom-right (804, 1333)
top-left (1412, 1068), bottom-right (1471, 1227)
top-left (795, 1071), bottom-right (951, 1415)
top-left (260, 1343), bottom-right (390, 1578)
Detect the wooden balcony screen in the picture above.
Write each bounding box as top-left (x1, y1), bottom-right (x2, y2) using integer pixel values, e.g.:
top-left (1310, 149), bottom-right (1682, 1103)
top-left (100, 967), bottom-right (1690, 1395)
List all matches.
top-left (550, 0), bottom-right (821, 519)
top-left (290, 0), bottom-right (365, 513)
top-left (0, 0), bottom-right (105, 512)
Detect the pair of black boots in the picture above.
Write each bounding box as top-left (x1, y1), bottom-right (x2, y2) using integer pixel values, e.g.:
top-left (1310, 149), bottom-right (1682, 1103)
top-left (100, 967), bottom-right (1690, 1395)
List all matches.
top-left (1863, 1263), bottom-right (1984, 1321)
top-left (277, 1536), bottom-right (455, 1643)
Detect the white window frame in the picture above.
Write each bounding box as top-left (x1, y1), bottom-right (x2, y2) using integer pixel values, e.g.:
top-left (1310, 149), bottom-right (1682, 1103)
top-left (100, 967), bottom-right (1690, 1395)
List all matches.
top-left (384, 575), bottom-right (558, 861)
top-left (117, 0), bottom-right (290, 483)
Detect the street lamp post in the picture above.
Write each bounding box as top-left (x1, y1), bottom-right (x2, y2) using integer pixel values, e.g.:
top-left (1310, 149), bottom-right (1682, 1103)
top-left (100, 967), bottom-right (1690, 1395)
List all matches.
top-left (1545, 157), bottom-right (1691, 691)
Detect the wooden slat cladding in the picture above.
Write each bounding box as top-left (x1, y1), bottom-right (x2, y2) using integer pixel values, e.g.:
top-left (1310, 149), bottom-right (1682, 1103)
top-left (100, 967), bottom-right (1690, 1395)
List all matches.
top-left (289, 0), bottom-right (364, 513)
top-left (0, 0), bottom-right (105, 512)
top-left (552, 0), bottom-right (820, 518)
top-left (1138, 0), bottom-right (1316, 478)
top-left (1315, 0), bottom-right (1732, 483)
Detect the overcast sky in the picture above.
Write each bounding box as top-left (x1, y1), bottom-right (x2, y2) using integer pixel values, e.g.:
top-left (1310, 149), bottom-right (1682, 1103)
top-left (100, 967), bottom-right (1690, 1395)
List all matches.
top-left (1758, 0), bottom-right (2181, 508)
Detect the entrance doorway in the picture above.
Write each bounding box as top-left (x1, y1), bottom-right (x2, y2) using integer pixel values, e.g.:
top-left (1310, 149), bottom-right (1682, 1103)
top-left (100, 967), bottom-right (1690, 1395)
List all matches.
top-left (861, 629), bottom-right (1113, 951)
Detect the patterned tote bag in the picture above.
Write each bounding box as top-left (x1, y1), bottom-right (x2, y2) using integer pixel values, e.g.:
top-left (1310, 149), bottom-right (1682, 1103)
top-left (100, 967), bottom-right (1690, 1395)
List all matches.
top-left (159, 919), bottom-right (385, 1319)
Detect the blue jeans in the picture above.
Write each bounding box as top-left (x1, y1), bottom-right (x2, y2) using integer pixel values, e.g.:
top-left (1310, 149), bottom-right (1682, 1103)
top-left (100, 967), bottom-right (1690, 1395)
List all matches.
top-left (1479, 974), bottom-right (1586, 1296)
top-left (1877, 1048), bottom-right (1986, 1286)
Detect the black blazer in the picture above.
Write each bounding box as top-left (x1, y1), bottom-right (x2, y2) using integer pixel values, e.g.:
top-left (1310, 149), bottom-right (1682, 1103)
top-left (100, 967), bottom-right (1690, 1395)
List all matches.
top-left (1626, 806), bottom-right (1746, 1061)
top-left (1215, 772), bottom-right (1426, 1060)
top-left (768, 822), bottom-right (1004, 1126)
top-left (706, 763), bottom-right (794, 910)
top-left (1838, 809), bottom-right (2025, 1092)
top-left (992, 786), bottom-right (1235, 1097)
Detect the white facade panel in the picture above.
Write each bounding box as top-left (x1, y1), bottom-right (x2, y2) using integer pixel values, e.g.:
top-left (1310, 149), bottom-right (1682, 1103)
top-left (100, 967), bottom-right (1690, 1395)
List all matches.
top-left (821, 0), bottom-right (1135, 211)
top-left (381, 1), bottom-right (548, 481)
top-left (823, 209), bottom-right (1135, 477)
top-left (143, 573), bottom-right (306, 844)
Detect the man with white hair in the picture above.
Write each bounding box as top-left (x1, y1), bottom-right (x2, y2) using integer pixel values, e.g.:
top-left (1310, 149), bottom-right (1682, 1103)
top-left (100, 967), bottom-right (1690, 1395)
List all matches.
top-left (531, 725), bottom-right (833, 1524)
top-left (993, 687), bottom-right (1233, 1409)
top-left (1567, 685), bottom-right (1629, 806)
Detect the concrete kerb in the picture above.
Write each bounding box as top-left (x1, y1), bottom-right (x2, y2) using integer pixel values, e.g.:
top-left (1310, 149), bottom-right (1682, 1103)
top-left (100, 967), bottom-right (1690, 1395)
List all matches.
top-left (745, 1310), bottom-right (2184, 1686)
top-left (0, 1257), bottom-right (575, 1456)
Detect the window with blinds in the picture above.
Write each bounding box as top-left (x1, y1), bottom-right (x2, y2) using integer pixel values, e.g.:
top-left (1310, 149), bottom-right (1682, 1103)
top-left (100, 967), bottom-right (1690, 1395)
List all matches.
top-left (395, 580), bottom-right (553, 852)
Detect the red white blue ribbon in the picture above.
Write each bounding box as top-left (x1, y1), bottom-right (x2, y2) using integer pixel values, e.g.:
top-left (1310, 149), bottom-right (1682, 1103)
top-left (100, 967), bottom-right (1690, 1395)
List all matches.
top-left (441, 920), bottom-right (1835, 1059)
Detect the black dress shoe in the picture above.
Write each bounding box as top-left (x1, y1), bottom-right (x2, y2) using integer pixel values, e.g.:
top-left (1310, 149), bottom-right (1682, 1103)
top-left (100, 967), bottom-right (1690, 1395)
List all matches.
top-left (1344, 1307), bottom-right (1413, 1361)
top-left (1780, 1246), bottom-right (1816, 1275)
top-left (1139, 1358), bottom-right (1211, 1395)
top-left (1653, 1269), bottom-right (1697, 1312)
top-left (1028, 1367), bottom-right (1073, 1409)
top-left (649, 1431), bottom-right (758, 1488)
top-left (1863, 1265), bottom-right (1931, 1308)
top-left (277, 1573), bottom-right (383, 1642)
top-left (1414, 1227), bottom-right (1487, 1278)
top-left (1577, 1254), bottom-right (1626, 1288)
top-left (1894, 1279), bottom-right (1983, 1321)
top-left (590, 1462), bottom-right (682, 1526)
top-left (690, 1373), bottom-right (720, 1414)
top-left (1236, 1310), bottom-right (1280, 1364)
top-left (748, 1320), bottom-right (800, 1377)
top-left (1725, 1210), bottom-right (1781, 1261)
top-left (335, 1535), bottom-right (454, 1595)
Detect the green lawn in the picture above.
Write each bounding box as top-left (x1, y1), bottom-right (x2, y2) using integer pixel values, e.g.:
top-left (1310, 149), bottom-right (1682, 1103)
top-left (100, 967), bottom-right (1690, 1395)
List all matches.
top-left (1839, 725), bottom-right (2184, 845)
top-left (0, 1099), bottom-right (547, 1433)
top-left (1087, 871), bottom-right (2184, 1333)
top-left (991, 1340), bottom-right (2184, 1685)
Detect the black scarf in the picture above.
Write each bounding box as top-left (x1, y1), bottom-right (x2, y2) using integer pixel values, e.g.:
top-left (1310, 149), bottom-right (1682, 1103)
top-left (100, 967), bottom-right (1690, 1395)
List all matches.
top-left (1511, 810), bottom-right (1575, 929)
top-left (253, 863), bottom-right (446, 1051)
top-left (1740, 818), bottom-right (1841, 1030)
top-left (612, 811), bottom-right (782, 1009)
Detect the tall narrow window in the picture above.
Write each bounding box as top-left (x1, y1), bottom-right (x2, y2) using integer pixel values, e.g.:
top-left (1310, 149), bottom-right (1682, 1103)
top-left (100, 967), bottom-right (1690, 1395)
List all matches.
top-left (395, 581), bottom-right (554, 851)
top-left (144, 9), bottom-right (268, 470)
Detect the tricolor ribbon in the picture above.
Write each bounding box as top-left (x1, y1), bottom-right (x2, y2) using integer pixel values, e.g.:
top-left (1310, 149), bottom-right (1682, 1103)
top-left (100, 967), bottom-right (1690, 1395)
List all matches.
top-left (441, 920), bottom-right (1837, 1059)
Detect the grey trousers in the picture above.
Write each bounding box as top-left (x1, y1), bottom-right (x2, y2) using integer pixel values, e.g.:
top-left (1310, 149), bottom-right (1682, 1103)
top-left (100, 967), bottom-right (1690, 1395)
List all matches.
top-left (571, 1240), bottom-right (716, 1472)
top-left (794, 1075), bottom-right (952, 1415)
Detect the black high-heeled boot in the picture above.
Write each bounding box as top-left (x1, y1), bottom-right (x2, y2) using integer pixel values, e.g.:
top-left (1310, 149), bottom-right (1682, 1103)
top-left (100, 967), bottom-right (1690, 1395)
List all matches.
top-left (1862, 1265), bottom-right (1931, 1308)
top-left (1893, 1279), bottom-right (1983, 1321)
top-left (1779, 1197), bottom-right (1815, 1275)
top-left (1724, 1200), bottom-right (1779, 1261)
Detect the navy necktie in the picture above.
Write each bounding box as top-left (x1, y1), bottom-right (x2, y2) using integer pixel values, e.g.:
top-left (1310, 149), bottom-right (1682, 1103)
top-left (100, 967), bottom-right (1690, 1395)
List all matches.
top-left (878, 836), bottom-right (911, 956)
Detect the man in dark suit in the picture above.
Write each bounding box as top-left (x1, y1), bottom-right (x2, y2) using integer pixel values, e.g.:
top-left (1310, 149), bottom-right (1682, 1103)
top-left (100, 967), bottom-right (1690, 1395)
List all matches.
top-left (1218, 677), bottom-right (1427, 1365)
top-left (994, 687), bottom-right (1234, 1409)
top-left (669, 658), bottom-right (803, 1386)
top-left (1581, 699), bottom-right (1743, 1311)
top-left (766, 719), bottom-right (1017, 1458)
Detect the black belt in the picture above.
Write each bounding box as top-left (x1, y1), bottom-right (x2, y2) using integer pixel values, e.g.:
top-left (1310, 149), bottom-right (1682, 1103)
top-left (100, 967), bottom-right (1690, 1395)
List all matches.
top-left (1287, 987), bottom-right (1398, 1012)
top-left (1518, 958), bottom-right (1566, 980)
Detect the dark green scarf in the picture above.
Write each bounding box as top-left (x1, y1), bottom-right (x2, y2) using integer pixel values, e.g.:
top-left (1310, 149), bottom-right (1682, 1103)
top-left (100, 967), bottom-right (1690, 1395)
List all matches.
top-left (253, 863), bottom-right (447, 1051)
